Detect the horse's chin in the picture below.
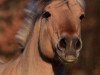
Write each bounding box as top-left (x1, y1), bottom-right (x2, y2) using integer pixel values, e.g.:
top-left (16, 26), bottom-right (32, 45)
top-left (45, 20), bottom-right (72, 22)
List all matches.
top-left (56, 49), bottom-right (78, 64)
top-left (58, 55), bottom-right (78, 64)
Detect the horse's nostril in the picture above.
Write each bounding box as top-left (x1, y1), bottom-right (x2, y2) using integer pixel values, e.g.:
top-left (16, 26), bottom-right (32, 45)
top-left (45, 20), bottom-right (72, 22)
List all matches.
top-left (73, 38), bottom-right (82, 50)
top-left (58, 38), bottom-right (67, 50)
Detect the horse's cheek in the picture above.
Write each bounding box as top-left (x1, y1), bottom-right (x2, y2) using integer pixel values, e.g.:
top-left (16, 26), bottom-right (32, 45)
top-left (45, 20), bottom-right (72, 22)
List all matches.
top-left (39, 28), bottom-right (55, 59)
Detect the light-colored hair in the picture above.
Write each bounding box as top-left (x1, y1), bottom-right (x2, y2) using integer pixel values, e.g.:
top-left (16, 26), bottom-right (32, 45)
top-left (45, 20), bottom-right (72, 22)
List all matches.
top-left (77, 0), bottom-right (85, 10)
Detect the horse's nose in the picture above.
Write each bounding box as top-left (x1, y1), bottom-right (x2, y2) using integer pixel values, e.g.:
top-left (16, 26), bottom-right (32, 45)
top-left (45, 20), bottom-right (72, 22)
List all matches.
top-left (57, 36), bottom-right (82, 51)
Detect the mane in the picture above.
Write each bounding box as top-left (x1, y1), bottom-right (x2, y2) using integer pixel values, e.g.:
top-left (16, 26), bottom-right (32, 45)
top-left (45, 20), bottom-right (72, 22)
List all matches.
top-left (15, 0), bottom-right (49, 48)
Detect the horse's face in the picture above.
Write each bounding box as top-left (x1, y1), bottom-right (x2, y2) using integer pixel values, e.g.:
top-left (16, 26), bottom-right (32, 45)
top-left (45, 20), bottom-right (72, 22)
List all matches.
top-left (39, 0), bottom-right (85, 63)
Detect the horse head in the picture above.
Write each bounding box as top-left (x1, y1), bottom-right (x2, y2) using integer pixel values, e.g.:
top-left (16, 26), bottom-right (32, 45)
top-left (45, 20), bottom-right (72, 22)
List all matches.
top-left (16, 0), bottom-right (85, 64)
top-left (38, 0), bottom-right (85, 63)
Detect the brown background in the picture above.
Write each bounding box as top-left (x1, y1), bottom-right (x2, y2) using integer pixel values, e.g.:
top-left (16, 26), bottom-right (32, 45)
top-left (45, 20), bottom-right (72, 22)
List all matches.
top-left (0, 0), bottom-right (100, 75)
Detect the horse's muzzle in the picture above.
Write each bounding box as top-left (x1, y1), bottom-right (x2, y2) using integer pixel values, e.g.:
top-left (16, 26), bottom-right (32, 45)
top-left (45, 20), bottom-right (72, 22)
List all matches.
top-left (56, 35), bottom-right (82, 63)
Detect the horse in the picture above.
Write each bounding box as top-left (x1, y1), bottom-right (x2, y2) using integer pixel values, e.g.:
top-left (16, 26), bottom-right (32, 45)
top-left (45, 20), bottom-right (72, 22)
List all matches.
top-left (0, 0), bottom-right (85, 75)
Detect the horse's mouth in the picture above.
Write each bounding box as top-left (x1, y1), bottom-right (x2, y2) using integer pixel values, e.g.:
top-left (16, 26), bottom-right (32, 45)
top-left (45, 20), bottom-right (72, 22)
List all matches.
top-left (56, 46), bottom-right (78, 64)
top-left (57, 54), bottom-right (77, 64)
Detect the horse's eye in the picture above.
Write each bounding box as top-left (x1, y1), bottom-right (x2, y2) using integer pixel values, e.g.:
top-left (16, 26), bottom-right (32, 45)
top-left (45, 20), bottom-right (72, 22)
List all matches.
top-left (44, 0), bottom-right (51, 3)
top-left (80, 14), bottom-right (85, 21)
top-left (42, 11), bottom-right (51, 19)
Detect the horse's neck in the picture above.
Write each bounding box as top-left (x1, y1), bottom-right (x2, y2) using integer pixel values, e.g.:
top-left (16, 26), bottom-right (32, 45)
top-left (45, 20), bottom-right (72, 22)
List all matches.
top-left (20, 21), bottom-right (54, 75)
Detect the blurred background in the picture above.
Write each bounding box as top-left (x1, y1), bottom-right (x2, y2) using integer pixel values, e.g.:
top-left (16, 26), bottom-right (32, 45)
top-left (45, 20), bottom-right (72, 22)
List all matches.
top-left (0, 0), bottom-right (100, 75)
